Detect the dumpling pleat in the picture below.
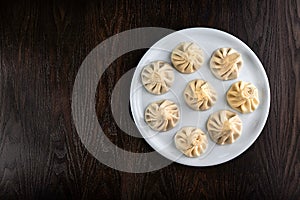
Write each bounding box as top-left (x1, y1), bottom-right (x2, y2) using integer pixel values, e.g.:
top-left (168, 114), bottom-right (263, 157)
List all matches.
top-left (210, 48), bottom-right (243, 80)
top-left (207, 110), bottom-right (242, 145)
top-left (144, 100), bottom-right (179, 131)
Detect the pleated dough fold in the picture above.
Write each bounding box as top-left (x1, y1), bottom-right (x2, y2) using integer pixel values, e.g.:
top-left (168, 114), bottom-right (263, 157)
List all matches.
top-left (184, 79), bottom-right (217, 111)
top-left (207, 110), bottom-right (242, 145)
top-left (210, 48), bottom-right (243, 80)
top-left (141, 61), bottom-right (175, 95)
top-left (144, 100), bottom-right (180, 131)
top-left (174, 127), bottom-right (208, 157)
top-left (227, 81), bottom-right (260, 113)
top-left (171, 42), bottom-right (204, 74)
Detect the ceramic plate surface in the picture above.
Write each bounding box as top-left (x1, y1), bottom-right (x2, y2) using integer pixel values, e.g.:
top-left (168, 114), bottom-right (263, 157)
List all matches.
top-left (130, 28), bottom-right (270, 166)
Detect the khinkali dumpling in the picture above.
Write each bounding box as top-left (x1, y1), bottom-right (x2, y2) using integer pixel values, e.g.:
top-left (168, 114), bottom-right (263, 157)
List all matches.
top-left (174, 127), bottom-right (208, 157)
top-left (210, 48), bottom-right (243, 80)
top-left (207, 110), bottom-right (242, 145)
top-left (141, 61), bottom-right (175, 95)
top-left (227, 81), bottom-right (260, 113)
top-left (184, 79), bottom-right (217, 111)
top-left (171, 42), bottom-right (204, 74)
top-left (144, 100), bottom-right (180, 131)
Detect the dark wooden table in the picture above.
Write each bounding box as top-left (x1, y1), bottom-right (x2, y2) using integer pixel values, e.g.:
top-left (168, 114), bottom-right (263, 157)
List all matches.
top-left (0, 0), bottom-right (299, 199)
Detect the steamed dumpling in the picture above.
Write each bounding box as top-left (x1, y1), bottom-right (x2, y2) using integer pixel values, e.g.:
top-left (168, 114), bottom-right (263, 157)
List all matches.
top-left (227, 81), bottom-right (260, 113)
top-left (210, 48), bottom-right (243, 80)
top-left (171, 42), bottom-right (204, 74)
top-left (184, 79), bottom-right (217, 111)
top-left (141, 61), bottom-right (175, 95)
top-left (144, 100), bottom-right (180, 131)
top-left (207, 110), bottom-right (242, 145)
top-left (174, 127), bottom-right (208, 157)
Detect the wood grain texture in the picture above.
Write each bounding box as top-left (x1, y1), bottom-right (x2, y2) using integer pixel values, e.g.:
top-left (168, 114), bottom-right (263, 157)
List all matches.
top-left (0, 0), bottom-right (299, 199)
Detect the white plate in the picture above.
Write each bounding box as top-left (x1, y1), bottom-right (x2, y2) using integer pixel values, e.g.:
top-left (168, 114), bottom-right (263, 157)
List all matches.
top-left (130, 28), bottom-right (270, 166)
